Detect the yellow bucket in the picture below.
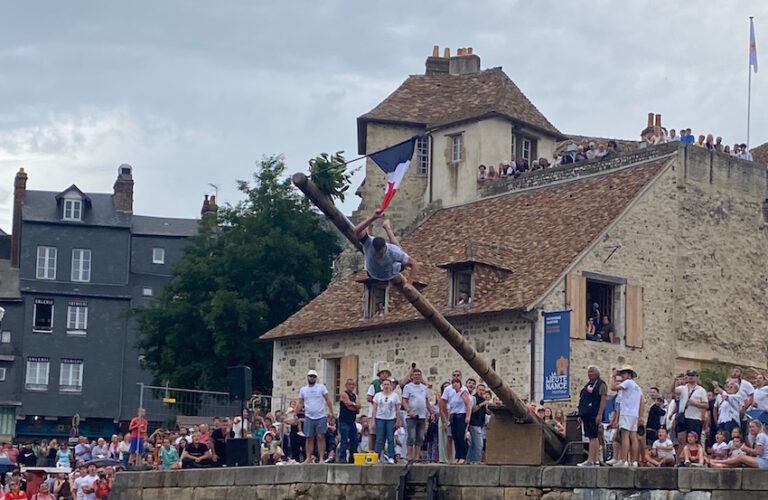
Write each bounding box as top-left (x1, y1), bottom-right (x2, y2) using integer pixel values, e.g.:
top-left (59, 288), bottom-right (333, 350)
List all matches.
top-left (353, 452), bottom-right (378, 465)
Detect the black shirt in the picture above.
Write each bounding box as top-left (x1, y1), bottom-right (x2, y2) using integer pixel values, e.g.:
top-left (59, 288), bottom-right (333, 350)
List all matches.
top-left (185, 442), bottom-right (209, 458)
top-left (339, 391), bottom-right (359, 424)
top-left (19, 450), bottom-right (36, 466)
top-left (210, 428), bottom-right (234, 459)
top-left (600, 323), bottom-right (615, 342)
top-left (647, 403), bottom-right (665, 431)
top-left (469, 394), bottom-right (487, 427)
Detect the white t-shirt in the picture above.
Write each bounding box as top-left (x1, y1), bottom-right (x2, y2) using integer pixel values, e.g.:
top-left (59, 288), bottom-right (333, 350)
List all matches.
top-left (373, 391), bottom-right (401, 420)
top-left (652, 438), bottom-right (675, 458)
top-left (74, 474), bottom-right (97, 500)
top-left (175, 435), bottom-right (192, 445)
top-left (756, 433), bottom-right (768, 460)
top-left (299, 383), bottom-right (329, 420)
top-left (718, 392), bottom-right (743, 424)
top-left (403, 382), bottom-right (430, 419)
top-left (367, 383), bottom-right (377, 417)
top-left (753, 386), bottom-right (768, 411)
top-left (618, 379), bottom-right (642, 418)
top-left (711, 441), bottom-right (730, 459)
top-left (685, 385), bottom-right (707, 420)
top-left (676, 385), bottom-right (689, 417)
top-left (740, 379), bottom-right (755, 398)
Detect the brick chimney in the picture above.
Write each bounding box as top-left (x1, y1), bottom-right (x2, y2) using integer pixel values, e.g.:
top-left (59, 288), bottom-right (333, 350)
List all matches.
top-left (201, 194), bottom-right (218, 217)
top-left (449, 47), bottom-right (481, 75)
top-left (641, 112), bottom-right (663, 138)
top-left (425, 45), bottom-right (450, 75)
top-left (201, 194), bottom-right (210, 216)
top-left (113, 164), bottom-right (134, 213)
top-left (10, 168), bottom-right (27, 267)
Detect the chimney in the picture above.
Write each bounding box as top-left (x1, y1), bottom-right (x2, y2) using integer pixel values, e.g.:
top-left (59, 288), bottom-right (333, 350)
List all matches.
top-left (425, 45), bottom-right (450, 75)
top-left (647, 113), bottom-right (654, 128)
top-left (113, 164), bottom-right (134, 213)
top-left (11, 168), bottom-right (27, 267)
top-left (655, 114), bottom-right (662, 127)
top-left (449, 47), bottom-right (481, 75)
top-left (200, 194), bottom-right (210, 216)
top-left (443, 47), bottom-right (450, 58)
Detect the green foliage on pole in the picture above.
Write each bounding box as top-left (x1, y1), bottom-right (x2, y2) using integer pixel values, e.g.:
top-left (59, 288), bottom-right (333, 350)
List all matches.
top-left (137, 155), bottom-right (341, 392)
top-left (309, 151), bottom-right (351, 202)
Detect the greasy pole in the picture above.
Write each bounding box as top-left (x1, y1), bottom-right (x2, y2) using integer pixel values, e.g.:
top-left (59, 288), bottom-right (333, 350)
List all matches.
top-left (292, 173), bottom-right (564, 456)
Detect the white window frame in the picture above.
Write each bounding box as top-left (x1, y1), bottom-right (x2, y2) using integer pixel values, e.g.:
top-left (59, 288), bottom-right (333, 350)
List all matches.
top-left (25, 358), bottom-right (49, 391)
top-left (365, 283), bottom-right (387, 319)
top-left (522, 138), bottom-right (532, 163)
top-left (66, 303), bottom-right (88, 334)
top-left (63, 199), bottom-right (82, 221)
top-left (71, 249), bottom-right (92, 282)
top-left (416, 136), bottom-right (430, 176)
top-left (32, 299), bottom-right (54, 333)
top-left (142, 287), bottom-right (154, 297)
top-left (152, 247), bottom-right (165, 264)
top-left (451, 134), bottom-right (462, 163)
top-left (451, 267), bottom-right (474, 306)
top-left (0, 368), bottom-right (6, 382)
top-left (36, 246), bottom-right (57, 280)
top-left (0, 331), bottom-right (10, 344)
top-left (59, 360), bottom-right (83, 393)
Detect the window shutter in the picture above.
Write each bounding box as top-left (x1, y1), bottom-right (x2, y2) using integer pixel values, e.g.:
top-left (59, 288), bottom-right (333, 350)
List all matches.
top-left (566, 273), bottom-right (586, 339)
top-left (339, 355), bottom-right (359, 389)
top-left (625, 285), bottom-right (644, 348)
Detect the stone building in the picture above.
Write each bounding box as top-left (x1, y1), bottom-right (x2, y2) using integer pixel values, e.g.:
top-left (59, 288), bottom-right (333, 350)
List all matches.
top-left (264, 142), bottom-right (768, 409)
top-left (0, 166), bottom-right (203, 440)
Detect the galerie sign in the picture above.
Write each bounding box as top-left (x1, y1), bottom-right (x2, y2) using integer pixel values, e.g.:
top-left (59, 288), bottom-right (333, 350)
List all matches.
top-left (543, 311), bottom-right (570, 400)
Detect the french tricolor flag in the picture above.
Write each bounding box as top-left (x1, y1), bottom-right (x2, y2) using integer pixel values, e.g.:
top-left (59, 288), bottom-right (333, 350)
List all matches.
top-left (370, 136), bottom-right (418, 211)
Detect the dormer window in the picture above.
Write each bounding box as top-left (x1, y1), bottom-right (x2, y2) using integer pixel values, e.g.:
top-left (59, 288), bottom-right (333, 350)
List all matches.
top-left (451, 267), bottom-right (473, 306)
top-left (365, 282), bottom-right (388, 319)
top-left (63, 199), bottom-right (82, 221)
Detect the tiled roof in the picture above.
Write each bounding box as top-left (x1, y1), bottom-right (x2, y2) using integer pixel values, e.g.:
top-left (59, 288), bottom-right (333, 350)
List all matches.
top-left (360, 67), bottom-right (562, 138)
top-left (131, 215), bottom-right (199, 237)
top-left (23, 191), bottom-right (132, 227)
top-left (262, 157), bottom-right (670, 340)
top-left (751, 141), bottom-right (768, 165)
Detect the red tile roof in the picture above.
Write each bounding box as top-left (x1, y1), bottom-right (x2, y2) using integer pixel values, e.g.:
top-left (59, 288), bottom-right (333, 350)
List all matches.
top-left (751, 141), bottom-right (768, 165)
top-left (360, 68), bottom-right (562, 137)
top-left (262, 158), bottom-right (671, 340)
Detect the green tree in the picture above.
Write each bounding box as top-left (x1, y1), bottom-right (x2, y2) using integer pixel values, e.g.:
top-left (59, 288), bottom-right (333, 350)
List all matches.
top-left (309, 151), bottom-right (350, 202)
top-left (699, 364), bottom-right (732, 391)
top-left (137, 155), bottom-right (341, 392)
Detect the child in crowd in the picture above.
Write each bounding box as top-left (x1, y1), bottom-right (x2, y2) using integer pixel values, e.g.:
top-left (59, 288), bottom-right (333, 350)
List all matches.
top-left (394, 423), bottom-right (407, 462)
top-left (648, 428), bottom-right (675, 467)
top-left (730, 427), bottom-right (742, 448)
top-left (730, 436), bottom-right (746, 457)
top-left (260, 432), bottom-right (284, 465)
top-left (323, 422), bottom-right (338, 463)
top-left (158, 438), bottom-right (179, 471)
top-left (682, 431), bottom-right (706, 467)
top-left (710, 431), bottom-right (730, 461)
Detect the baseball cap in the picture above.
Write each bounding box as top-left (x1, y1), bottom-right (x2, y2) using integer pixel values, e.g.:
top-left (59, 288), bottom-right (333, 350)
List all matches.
top-left (686, 370), bottom-right (698, 377)
top-left (307, 369), bottom-right (318, 377)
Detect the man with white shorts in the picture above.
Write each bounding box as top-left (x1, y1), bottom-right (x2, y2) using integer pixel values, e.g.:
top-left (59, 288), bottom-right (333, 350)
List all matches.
top-left (611, 365), bottom-right (644, 467)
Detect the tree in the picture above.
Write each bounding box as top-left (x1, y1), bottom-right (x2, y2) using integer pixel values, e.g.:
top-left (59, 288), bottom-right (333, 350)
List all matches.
top-left (137, 155), bottom-right (341, 392)
top-left (309, 151), bottom-right (351, 202)
top-left (699, 364), bottom-right (732, 392)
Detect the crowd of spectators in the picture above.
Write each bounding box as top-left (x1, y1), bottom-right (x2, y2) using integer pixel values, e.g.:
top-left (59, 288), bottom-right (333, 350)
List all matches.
top-left (642, 126), bottom-right (754, 160)
top-left (576, 364), bottom-right (768, 469)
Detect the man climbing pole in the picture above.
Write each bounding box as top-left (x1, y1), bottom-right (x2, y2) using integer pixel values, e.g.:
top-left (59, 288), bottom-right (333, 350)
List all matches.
top-left (353, 209), bottom-right (419, 285)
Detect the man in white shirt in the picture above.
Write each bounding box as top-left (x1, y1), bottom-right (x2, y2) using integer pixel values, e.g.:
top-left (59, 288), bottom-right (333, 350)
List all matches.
top-left (297, 369), bottom-right (335, 463)
top-left (679, 370), bottom-right (708, 447)
top-left (610, 365), bottom-right (644, 467)
top-left (73, 463), bottom-right (98, 500)
top-left (402, 368), bottom-right (433, 462)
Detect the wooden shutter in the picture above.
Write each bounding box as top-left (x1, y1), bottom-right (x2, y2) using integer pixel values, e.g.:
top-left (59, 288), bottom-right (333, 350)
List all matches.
top-left (625, 285), bottom-right (644, 348)
top-left (567, 273), bottom-right (586, 339)
top-left (339, 355), bottom-right (359, 389)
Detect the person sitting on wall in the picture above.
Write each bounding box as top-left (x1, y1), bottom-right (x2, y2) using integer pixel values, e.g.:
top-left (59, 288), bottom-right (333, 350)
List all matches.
top-left (477, 165), bottom-right (488, 181)
top-left (353, 210), bottom-right (419, 285)
top-left (586, 317), bottom-right (601, 342)
top-left (600, 315), bottom-right (616, 344)
top-left (180, 432), bottom-right (213, 468)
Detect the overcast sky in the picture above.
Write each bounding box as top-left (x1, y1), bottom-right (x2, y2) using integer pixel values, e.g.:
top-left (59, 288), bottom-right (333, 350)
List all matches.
top-left (1, 1), bottom-right (765, 232)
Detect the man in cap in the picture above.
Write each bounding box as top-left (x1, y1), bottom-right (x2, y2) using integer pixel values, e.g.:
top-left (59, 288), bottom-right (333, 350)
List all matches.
top-left (367, 365), bottom-right (392, 451)
top-left (610, 365), bottom-right (644, 467)
top-left (678, 370), bottom-right (707, 449)
top-left (297, 369), bottom-right (335, 463)
top-left (353, 210), bottom-right (419, 285)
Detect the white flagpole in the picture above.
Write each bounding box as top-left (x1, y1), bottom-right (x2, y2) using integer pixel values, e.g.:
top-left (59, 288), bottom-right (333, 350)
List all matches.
top-left (748, 16), bottom-right (754, 150)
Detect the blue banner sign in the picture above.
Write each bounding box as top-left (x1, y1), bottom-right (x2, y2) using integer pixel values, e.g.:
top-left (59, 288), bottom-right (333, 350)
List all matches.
top-left (543, 310), bottom-right (570, 401)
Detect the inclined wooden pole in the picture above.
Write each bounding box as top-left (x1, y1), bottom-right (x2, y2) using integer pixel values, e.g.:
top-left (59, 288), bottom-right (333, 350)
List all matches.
top-left (292, 173), bottom-right (564, 457)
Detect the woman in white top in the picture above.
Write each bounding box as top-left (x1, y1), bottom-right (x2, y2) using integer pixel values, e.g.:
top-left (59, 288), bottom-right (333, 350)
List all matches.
top-left (711, 420), bottom-right (768, 469)
top-left (371, 379), bottom-right (402, 463)
top-left (748, 373), bottom-right (768, 422)
top-left (714, 379), bottom-right (744, 434)
top-left (444, 379), bottom-right (472, 464)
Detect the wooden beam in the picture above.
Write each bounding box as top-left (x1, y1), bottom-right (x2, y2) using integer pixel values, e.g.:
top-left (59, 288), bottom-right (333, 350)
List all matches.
top-left (292, 172), bottom-right (564, 459)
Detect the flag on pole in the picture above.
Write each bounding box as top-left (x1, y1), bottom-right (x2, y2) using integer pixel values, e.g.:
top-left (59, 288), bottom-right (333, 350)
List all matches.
top-left (750, 17), bottom-right (758, 73)
top-left (369, 136), bottom-right (417, 211)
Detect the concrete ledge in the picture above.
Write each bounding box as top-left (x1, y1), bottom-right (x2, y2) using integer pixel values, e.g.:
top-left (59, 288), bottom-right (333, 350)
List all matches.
top-left (498, 466), bottom-right (542, 487)
top-left (741, 469), bottom-right (768, 490)
top-left (440, 464), bottom-right (500, 486)
top-left (541, 466), bottom-right (596, 488)
top-left (597, 466), bottom-right (634, 489)
top-left (634, 467), bottom-right (677, 489)
top-left (679, 468), bottom-right (742, 490)
top-left (274, 463), bottom-right (328, 484)
top-left (327, 464), bottom-right (362, 484)
top-left (363, 463), bottom-right (406, 485)
top-left (233, 466), bottom-right (276, 485)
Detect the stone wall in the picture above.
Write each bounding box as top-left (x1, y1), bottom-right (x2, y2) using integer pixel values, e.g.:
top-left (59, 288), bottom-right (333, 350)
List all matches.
top-left (110, 464), bottom-right (768, 500)
top-left (273, 311), bottom-right (533, 412)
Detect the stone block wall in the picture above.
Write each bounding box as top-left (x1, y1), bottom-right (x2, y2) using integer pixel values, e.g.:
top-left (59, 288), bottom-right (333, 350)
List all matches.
top-left (110, 464), bottom-right (768, 500)
top-left (273, 311), bottom-right (533, 412)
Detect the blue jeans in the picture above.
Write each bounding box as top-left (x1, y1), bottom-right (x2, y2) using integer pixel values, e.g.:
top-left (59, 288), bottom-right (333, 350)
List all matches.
top-left (338, 421), bottom-right (358, 463)
top-left (467, 425), bottom-right (484, 463)
top-left (375, 418), bottom-right (396, 459)
top-left (450, 414), bottom-right (468, 460)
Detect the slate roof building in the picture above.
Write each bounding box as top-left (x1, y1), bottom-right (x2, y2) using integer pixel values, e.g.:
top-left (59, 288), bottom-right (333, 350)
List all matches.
top-left (0, 166), bottom-right (200, 441)
top-left (265, 48), bottom-right (768, 409)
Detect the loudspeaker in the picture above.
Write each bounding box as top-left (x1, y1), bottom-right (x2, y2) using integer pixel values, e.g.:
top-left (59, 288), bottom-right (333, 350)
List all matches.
top-left (226, 438), bottom-right (259, 467)
top-left (227, 365), bottom-right (252, 402)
